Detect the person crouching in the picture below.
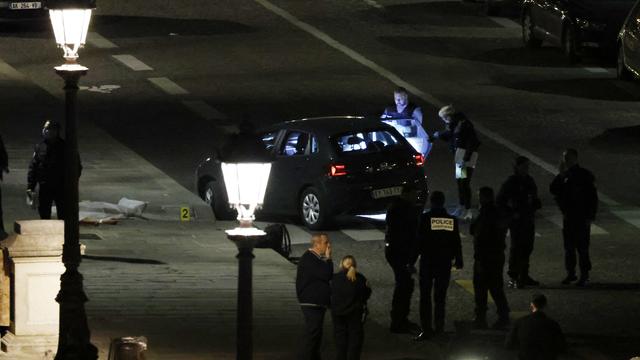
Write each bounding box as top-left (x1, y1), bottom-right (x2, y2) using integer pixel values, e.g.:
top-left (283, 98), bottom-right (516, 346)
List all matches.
top-left (331, 255), bottom-right (372, 360)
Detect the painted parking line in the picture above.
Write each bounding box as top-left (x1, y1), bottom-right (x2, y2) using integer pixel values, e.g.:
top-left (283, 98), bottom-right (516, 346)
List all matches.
top-left (112, 55), bottom-right (153, 71)
top-left (254, 0), bottom-right (621, 209)
top-left (363, 0), bottom-right (383, 9)
top-left (611, 209), bottom-right (640, 230)
top-left (148, 77), bottom-right (189, 95)
top-left (181, 100), bottom-right (228, 121)
top-left (545, 214), bottom-right (608, 235)
top-left (88, 32), bottom-right (118, 49)
top-left (341, 228), bottom-right (385, 242)
top-left (489, 17), bottom-right (520, 29)
top-left (583, 67), bottom-right (610, 74)
top-left (0, 59), bottom-right (25, 80)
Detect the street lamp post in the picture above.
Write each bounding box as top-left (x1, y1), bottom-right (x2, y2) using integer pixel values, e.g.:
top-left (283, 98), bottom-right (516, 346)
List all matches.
top-left (48, 1), bottom-right (98, 359)
top-left (219, 131), bottom-right (272, 360)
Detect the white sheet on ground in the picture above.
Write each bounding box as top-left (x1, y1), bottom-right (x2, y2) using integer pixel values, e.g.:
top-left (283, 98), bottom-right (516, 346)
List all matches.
top-left (77, 197), bottom-right (148, 222)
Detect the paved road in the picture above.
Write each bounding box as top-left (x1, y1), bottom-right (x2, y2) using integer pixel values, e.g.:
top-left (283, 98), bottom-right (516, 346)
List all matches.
top-left (1, 0), bottom-right (640, 358)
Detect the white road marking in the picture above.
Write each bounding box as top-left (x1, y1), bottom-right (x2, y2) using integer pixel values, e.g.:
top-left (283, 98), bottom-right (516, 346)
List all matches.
top-left (611, 209), bottom-right (640, 230)
top-left (79, 84), bottom-right (121, 94)
top-left (583, 67), bottom-right (610, 74)
top-left (0, 59), bottom-right (25, 80)
top-left (148, 77), bottom-right (189, 95)
top-left (256, 222), bottom-right (311, 245)
top-left (363, 0), bottom-right (383, 9)
top-left (489, 17), bottom-right (520, 29)
top-left (112, 55), bottom-right (153, 71)
top-left (341, 229), bottom-right (385, 241)
top-left (545, 214), bottom-right (608, 235)
top-left (181, 100), bottom-right (228, 120)
top-left (88, 32), bottom-right (118, 49)
top-left (254, 0), bottom-right (621, 208)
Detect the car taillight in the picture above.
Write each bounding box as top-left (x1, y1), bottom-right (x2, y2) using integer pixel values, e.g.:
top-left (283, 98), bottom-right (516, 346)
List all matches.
top-left (414, 154), bottom-right (425, 167)
top-left (329, 164), bottom-right (348, 177)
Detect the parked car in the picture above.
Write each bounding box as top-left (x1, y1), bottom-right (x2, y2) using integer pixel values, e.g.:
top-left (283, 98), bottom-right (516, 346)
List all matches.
top-left (521, 0), bottom-right (636, 62)
top-left (617, 0), bottom-right (640, 79)
top-left (0, 1), bottom-right (47, 21)
top-left (195, 116), bottom-right (429, 230)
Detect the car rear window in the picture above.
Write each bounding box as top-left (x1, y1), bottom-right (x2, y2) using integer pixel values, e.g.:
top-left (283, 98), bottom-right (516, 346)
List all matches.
top-left (333, 129), bottom-right (403, 154)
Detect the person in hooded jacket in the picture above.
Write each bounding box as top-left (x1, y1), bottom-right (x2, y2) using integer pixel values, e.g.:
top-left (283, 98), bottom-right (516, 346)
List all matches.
top-left (430, 105), bottom-right (481, 220)
top-left (331, 255), bottom-right (372, 360)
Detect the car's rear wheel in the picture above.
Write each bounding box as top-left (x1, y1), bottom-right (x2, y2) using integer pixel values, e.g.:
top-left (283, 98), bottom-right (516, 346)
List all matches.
top-left (300, 187), bottom-right (331, 230)
top-left (203, 180), bottom-right (235, 221)
top-left (522, 11), bottom-right (542, 48)
top-left (617, 44), bottom-right (633, 80)
top-left (563, 25), bottom-right (579, 64)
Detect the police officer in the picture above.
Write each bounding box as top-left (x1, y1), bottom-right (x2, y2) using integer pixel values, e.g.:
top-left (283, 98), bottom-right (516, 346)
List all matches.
top-left (431, 105), bottom-right (481, 220)
top-left (470, 187), bottom-right (510, 330)
top-left (27, 120), bottom-right (80, 220)
top-left (381, 87), bottom-right (424, 124)
top-left (497, 156), bottom-right (542, 289)
top-left (505, 294), bottom-right (566, 360)
top-left (550, 148), bottom-right (597, 287)
top-left (385, 191), bottom-right (421, 334)
top-left (0, 134), bottom-right (8, 238)
top-left (415, 191), bottom-right (463, 341)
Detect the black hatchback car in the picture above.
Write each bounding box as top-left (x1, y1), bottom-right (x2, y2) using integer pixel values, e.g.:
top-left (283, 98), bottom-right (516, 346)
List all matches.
top-left (521, 0), bottom-right (635, 62)
top-left (617, 0), bottom-right (640, 79)
top-left (195, 116), bottom-right (428, 229)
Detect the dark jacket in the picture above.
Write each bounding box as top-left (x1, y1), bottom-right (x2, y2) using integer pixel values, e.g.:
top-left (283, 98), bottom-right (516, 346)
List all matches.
top-left (435, 113), bottom-right (481, 155)
top-left (497, 174), bottom-right (541, 221)
top-left (418, 207), bottom-right (463, 267)
top-left (470, 203), bottom-right (508, 262)
top-left (385, 197), bottom-right (421, 265)
top-left (550, 165), bottom-right (598, 221)
top-left (296, 250), bottom-right (333, 307)
top-left (505, 311), bottom-right (566, 360)
top-left (330, 271), bottom-right (372, 316)
top-left (0, 135), bottom-right (7, 181)
top-left (27, 138), bottom-right (65, 190)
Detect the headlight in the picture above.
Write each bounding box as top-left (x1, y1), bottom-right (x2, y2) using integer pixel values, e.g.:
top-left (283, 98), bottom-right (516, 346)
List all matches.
top-left (575, 18), bottom-right (606, 31)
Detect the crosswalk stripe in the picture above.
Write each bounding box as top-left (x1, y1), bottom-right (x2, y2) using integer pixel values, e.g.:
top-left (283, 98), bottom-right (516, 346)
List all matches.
top-left (612, 209), bottom-right (640, 230)
top-left (148, 77), bottom-right (189, 95)
top-left (181, 100), bottom-right (228, 121)
top-left (88, 32), bottom-right (118, 49)
top-left (583, 67), bottom-right (610, 74)
top-left (455, 279), bottom-right (495, 303)
top-left (112, 54), bottom-right (153, 71)
top-left (341, 229), bottom-right (385, 242)
top-left (544, 214), bottom-right (608, 235)
top-left (254, 222), bottom-right (311, 245)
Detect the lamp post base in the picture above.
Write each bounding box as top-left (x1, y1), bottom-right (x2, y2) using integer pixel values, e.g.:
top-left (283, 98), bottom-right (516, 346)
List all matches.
top-left (227, 233), bottom-right (265, 360)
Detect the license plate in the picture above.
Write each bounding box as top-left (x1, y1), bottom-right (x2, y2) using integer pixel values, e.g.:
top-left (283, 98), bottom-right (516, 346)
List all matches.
top-left (9, 2), bottom-right (42, 10)
top-left (372, 186), bottom-right (403, 199)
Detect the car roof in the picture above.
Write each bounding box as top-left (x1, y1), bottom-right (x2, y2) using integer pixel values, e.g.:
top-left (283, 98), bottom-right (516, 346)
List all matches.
top-left (261, 116), bottom-right (394, 136)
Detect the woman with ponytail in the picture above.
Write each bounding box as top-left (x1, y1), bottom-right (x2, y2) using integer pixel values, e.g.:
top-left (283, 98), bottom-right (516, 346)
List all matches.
top-left (330, 255), bottom-right (372, 360)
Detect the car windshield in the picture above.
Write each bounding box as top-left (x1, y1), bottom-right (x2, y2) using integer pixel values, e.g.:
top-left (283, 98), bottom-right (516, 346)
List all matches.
top-left (333, 129), bottom-right (402, 154)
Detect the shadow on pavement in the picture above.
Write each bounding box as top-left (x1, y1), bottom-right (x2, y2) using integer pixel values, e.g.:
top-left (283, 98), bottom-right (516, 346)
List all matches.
top-left (83, 255), bottom-right (166, 265)
top-left (378, 36), bottom-right (611, 68)
top-left (536, 282), bottom-right (640, 291)
top-left (497, 78), bottom-right (639, 101)
top-left (379, 1), bottom-right (498, 27)
top-left (0, 18), bottom-right (50, 38)
top-left (92, 15), bottom-right (256, 38)
top-left (590, 125), bottom-right (640, 154)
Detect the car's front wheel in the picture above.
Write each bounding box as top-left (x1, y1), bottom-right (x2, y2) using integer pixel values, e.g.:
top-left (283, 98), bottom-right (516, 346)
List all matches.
top-left (203, 180), bottom-right (235, 221)
top-left (522, 11), bottom-right (542, 48)
top-left (617, 44), bottom-right (633, 80)
top-left (299, 187), bottom-right (331, 230)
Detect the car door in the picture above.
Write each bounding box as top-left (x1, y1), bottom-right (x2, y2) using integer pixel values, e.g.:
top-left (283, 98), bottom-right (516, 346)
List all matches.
top-left (267, 130), bottom-right (314, 214)
top-left (624, 3), bottom-right (640, 70)
top-left (258, 129), bottom-right (283, 213)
